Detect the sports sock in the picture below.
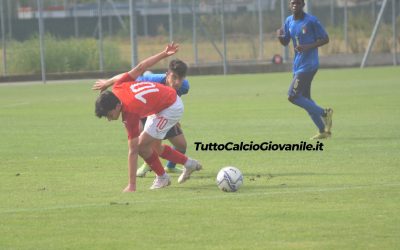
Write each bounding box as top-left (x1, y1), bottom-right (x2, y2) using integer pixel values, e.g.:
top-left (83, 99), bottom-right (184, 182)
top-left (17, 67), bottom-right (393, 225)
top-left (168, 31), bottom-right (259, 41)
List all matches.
top-left (308, 112), bottom-right (325, 133)
top-left (166, 147), bottom-right (186, 168)
top-left (160, 145), bottom-right (188, 165)
top-left (291, 96), bottom-right (325, 132)
top-left (143, 151), bottom-right (165, 176)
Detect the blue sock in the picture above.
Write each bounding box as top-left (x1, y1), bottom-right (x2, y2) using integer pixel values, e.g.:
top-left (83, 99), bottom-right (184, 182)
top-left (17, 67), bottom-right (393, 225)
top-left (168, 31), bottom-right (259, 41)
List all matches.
top-left (291, 96), bottom-right (325, 132)
top-left (166, 148), bottom-right (186, 169)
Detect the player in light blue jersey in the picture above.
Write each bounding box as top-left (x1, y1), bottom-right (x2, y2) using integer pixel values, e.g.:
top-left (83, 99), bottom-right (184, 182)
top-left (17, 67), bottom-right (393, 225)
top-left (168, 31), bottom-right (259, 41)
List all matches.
top-left (277, 0), bottom-right (333, 140)
top-left (136, 59), bottom-right (190, 176)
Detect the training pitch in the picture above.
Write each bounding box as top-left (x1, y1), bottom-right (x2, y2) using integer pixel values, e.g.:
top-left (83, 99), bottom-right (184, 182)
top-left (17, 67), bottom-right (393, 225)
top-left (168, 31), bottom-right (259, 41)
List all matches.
top-left (0, 66), bottom-right (399, 249)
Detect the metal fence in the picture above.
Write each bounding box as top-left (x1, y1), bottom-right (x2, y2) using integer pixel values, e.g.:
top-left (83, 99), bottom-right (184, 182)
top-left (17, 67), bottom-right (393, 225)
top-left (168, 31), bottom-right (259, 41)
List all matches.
top-left (0, 0), bottom-right (399, 81)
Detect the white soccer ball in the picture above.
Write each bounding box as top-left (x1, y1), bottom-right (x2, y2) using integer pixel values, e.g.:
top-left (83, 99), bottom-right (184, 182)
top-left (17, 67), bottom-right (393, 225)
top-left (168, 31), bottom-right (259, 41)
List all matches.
top-left (216, 166), bottom-right (243, 192)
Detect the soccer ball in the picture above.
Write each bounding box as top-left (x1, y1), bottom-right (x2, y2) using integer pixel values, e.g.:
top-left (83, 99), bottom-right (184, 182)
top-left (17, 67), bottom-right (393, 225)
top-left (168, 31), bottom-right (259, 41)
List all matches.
top-left (216, 166), bottom-right (243, 192)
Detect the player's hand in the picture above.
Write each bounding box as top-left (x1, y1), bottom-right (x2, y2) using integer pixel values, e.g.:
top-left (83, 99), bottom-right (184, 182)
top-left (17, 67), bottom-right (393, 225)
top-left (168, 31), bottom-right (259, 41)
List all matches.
top-left (164, 42), bottom-right (179, 56)
top-left (92, 79), bottom-right (109, 92)
top-left (123, 183), bottom-right (136, 192)
top-left (276, 28), bottom-right (285, 38)
top-left (295, 44), bottom-right (312, 53)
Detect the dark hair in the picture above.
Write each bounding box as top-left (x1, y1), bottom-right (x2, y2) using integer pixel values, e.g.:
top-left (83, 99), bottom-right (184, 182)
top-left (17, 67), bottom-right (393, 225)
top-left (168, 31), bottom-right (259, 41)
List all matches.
top-left (95, 90), bottom-right (120, 118)
top-left (169, 59), bottom-right (187, 78)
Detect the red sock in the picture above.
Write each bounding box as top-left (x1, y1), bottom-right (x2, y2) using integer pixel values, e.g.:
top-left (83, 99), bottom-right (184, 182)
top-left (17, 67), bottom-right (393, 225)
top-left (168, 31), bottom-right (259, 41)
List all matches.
top-left (160, 145), bottom-right (188, 165)
top-left (144, 151), bottom-right (165, 176)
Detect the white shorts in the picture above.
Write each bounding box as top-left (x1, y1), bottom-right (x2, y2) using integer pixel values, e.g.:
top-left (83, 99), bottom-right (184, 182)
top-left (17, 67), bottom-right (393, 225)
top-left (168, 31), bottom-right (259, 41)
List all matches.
top-left (143, 96), bottom-right (184, 139)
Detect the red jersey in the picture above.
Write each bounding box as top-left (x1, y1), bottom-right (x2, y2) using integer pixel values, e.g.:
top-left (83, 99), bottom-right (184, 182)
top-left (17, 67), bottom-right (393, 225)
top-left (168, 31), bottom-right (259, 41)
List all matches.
top-left (112, 73), bottom-right (177, 139)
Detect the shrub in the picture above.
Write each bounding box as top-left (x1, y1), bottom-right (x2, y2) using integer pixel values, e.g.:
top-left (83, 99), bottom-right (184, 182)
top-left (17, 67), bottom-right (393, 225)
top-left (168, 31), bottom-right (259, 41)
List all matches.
top-left (7, 34), bottom-right (129, 75)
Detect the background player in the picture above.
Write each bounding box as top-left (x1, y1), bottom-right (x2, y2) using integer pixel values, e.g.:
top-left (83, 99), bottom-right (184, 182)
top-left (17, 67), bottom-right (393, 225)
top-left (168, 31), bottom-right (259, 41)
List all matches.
top-left (277, 0), bottom-right (333, 140)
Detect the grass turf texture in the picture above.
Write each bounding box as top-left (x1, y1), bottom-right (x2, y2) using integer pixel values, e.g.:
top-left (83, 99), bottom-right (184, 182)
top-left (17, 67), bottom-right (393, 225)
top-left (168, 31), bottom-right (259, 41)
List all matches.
top-left (1, 66), bottom-right (399, 249)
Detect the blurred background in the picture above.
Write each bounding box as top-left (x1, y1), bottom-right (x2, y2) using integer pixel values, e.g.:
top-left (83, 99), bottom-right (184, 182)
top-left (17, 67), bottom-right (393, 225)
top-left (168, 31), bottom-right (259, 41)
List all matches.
top-left (0, 0), bottom-right (398, 80)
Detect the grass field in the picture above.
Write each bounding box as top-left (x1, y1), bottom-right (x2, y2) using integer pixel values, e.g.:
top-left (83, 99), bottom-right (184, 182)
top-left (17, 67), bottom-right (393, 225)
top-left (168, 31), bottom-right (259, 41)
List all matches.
top-left (1, 66), bottom-right (399, 249)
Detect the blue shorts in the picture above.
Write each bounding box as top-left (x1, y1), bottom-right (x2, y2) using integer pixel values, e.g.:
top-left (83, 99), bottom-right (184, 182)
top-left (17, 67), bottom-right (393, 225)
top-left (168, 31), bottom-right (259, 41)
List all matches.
top-left (288, 70), bottom-right (317, 100)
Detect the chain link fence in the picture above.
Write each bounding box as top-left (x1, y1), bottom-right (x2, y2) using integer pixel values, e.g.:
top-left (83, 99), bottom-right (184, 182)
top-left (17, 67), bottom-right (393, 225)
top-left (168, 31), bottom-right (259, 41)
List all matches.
top-left (0, 0), bottom-right (399, 80)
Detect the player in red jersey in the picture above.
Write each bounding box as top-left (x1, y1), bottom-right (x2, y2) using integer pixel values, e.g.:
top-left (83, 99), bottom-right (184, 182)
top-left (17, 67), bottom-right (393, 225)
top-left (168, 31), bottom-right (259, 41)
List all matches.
top-left (93, 43), bottom-right (202, 192)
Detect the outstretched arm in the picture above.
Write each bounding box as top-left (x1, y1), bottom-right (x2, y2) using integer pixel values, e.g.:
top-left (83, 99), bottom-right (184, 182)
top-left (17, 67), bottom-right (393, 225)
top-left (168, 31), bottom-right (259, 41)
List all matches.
top-left (92, 42), bottom-right (179, 91)
top-left (127, 42), bottom-right (179, 79)
top-left (92, 73), bottom-right (125, 92)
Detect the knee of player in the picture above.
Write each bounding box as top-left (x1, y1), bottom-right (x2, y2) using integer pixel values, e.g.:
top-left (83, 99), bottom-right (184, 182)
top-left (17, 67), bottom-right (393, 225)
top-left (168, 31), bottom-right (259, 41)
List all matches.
top-left (170, 137), bottom-right (187, 152)
top-left (137, 143), bottom-right (150, 157)
top-left (152, 144), bottom-right (164, 155)
top-left (175, 141), bottom-right (187, 152)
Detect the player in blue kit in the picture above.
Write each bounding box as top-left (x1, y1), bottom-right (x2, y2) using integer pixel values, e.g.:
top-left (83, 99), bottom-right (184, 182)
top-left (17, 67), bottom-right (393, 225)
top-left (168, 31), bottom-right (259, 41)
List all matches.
top-left (135, 59), bottom-right (190, 176)
top-left (277, 0), bottom-right (333, 140)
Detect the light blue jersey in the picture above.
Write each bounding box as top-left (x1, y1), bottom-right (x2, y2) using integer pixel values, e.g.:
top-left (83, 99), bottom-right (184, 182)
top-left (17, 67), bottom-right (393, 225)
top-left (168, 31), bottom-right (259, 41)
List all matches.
top-left (282, 13), bottom-right (328, 74)
top-left (136, 74), bottom-right (189, 97)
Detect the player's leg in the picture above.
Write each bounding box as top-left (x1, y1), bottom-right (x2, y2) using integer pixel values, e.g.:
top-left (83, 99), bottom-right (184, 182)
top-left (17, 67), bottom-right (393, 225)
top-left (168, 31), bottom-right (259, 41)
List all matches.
top-left (139, 113), bottom-right (183, 189)
top-left (158, 143), bottom-right (202, 184)
top-left (153, 97), bottom-right (202, 183)
top-left (137, 117), bottom-right (152, 177)
top-left (143, 97), bottom-right (201, 185)
top-left (138, 132), bottom-right (171, 189)
top-left (164, 124), bottom-right (186, 173)
top-left (302, 73), bottom-right (334, 137)
top-left (288, 71), bottom-right (329, 137)
top-left (303, 81), bottom-right (334, 133)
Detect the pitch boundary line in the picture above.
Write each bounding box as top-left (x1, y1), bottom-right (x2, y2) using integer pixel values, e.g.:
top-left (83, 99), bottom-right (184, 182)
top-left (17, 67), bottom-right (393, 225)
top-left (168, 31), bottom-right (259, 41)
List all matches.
top-left (1, 182), bottom-right (399, 214)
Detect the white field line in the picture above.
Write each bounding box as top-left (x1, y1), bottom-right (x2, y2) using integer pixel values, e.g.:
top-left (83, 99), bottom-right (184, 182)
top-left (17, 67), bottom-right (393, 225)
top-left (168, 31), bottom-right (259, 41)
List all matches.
top-left (1, 182), bottom-right (399, 215)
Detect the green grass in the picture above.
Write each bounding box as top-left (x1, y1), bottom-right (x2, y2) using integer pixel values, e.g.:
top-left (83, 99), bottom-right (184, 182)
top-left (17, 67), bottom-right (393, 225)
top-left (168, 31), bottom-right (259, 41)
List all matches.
top-left (1, 66), bottom-right (399, 249)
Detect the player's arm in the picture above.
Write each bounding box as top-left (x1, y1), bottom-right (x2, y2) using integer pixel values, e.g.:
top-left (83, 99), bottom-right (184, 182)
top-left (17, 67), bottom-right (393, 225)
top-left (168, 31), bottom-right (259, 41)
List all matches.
top-left (127, 42), bottom-right (180, 80)
top-left (296, 19), bottom-right (329, 52)
top-left (92, 73), bottom-right (125, 92)
top-left (295, 36), bottom-right (329, 52)
top-left (123, 137), bottom-right (139, 193)
top-left (277, 19), bottom-right (291, 46)
top-left (277, 28), bottom-right (290, 46)
top-left (92, 42), bottom-right (179, 91)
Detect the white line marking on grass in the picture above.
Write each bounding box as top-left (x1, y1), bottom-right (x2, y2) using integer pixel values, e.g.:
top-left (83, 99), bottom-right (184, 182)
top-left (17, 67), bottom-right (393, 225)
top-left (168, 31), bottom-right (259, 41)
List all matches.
top-left (1, 182), bottom-right (399, 214)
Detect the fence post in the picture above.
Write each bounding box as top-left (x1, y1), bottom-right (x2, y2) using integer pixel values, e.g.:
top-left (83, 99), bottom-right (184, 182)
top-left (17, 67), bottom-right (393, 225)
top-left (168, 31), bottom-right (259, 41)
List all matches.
top-left (37, 0), bottom-right (46, 84)
top-left (392, 0), bottom-right (397, 66)
top-left (129, 0), bottom-right (138, 67)
top-left (1, 0), bottom-right (7, 76)
top-left (257, 0), bottom-right (263, 60)
top-left (361, 0), bottom-right (389, 68)
top-left (143, 0), bottom-right (148, 37)
top-left (7, 0), bottom-right (12, 40)
top-left (97, 0), bottom-right (104, 72)
top-left (220, 0), bottom-right (227, 75)
top-left (281, 0), bottom-right (289, 63)
top-left (169, 0), bottom-right (173, 42)
top-left (192, 0), bottom-right (198, 65)
top-left (344, 0), bottom-right (348, 53)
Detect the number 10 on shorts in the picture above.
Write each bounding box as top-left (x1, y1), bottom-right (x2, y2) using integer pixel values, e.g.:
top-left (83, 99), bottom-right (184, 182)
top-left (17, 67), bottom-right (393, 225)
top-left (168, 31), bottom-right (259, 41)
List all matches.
top-left (157, 116), bottom-right (168, 130)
